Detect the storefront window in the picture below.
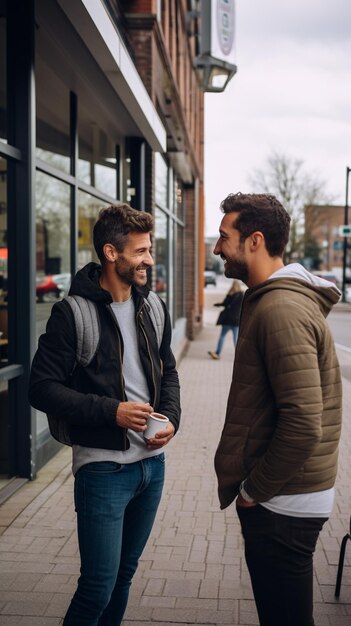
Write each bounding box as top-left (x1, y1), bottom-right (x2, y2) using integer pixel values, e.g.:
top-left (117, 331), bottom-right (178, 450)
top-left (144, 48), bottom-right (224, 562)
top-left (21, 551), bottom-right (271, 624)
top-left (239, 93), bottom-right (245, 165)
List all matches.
top-left (0, 157), bottom-right (7, 368)
top-left (36, 43), bottom-right (71, 173)
top-left (0, 157), bottom-right (10, 478)
top-left (35, 172), bottom-right (70, 310)
top-left (155, 208), bottom-right (168, 303)
top-left (78, 190), bottom-right (108, 269)
top-left (154, 155), bottom-right (187, 319)
top-left (0, 379), bottom-right (9, 474)
top-left (35, 172), bottom-right (71, 438)
top-left (78, 102), bottom-right (118, 199)
top-left (0, 13), bottom-right (6, 142)
top-left (155, 153), bottom-right (168, 209)
top-left (174, 176), bottom-right (184, 220)
top-left (175, 223), bottom-right (184, 319)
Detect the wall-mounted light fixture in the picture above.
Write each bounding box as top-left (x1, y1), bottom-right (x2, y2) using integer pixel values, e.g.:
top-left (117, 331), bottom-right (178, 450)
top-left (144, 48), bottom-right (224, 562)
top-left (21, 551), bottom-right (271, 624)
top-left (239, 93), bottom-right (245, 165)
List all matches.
top-left (193, 0), bottom-right (237, 93)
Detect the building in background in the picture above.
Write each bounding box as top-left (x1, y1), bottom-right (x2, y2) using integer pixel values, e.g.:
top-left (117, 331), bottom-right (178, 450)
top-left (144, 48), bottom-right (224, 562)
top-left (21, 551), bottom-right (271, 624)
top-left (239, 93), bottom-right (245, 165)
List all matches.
top-left (0, 0), bottom-right (236, 496)
top-left (304, 204), bottom-right (345, 276)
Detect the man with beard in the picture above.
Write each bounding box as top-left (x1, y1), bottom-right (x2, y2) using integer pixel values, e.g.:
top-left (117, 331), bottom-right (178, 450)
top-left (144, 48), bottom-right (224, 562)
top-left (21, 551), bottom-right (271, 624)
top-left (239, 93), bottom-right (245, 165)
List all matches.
top-left (213, 193), bottom-right (342, 626)
top-left (29, 203), bottom-right (181, 625)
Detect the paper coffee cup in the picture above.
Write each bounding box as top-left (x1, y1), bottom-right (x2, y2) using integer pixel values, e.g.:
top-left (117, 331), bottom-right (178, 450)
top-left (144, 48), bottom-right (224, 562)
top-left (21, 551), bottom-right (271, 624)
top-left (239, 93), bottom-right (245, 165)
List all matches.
top-left (144, 412), bottom-right (169, 441)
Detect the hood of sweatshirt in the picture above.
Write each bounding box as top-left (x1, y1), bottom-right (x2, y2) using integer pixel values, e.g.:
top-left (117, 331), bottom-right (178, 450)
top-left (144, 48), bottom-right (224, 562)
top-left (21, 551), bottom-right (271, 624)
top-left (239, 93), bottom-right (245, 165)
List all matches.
top-left (68, 262), bottom-right (150, 304)
top-left (245, 263), bottom-right (341, 318)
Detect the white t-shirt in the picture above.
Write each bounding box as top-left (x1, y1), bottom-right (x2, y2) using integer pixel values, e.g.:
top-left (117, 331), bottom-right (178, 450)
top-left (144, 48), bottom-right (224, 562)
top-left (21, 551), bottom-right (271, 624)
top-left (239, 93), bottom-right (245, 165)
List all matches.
top-left (72, 297), bottom-right (162, 475)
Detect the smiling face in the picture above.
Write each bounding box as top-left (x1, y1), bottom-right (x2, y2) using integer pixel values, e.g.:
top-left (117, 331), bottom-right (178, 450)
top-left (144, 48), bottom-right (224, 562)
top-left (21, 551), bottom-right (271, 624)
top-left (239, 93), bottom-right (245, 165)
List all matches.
top-left (113, 231), bottom-right (154, 287)
top-left (213, 212), bottom-right (250, 284)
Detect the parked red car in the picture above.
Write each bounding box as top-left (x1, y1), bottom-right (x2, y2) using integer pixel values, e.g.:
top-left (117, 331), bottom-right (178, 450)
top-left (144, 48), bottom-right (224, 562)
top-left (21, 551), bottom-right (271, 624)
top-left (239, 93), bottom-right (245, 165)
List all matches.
top-left (36, 273), bottom-right (71, 302)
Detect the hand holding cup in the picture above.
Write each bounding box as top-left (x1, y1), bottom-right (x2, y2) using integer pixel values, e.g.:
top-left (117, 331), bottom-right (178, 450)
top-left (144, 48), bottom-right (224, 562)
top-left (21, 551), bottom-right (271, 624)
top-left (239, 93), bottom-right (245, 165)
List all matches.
top-left (144, 412), bottom-right (169, 440)
top-left (144, 412), bottom-right (174, 448)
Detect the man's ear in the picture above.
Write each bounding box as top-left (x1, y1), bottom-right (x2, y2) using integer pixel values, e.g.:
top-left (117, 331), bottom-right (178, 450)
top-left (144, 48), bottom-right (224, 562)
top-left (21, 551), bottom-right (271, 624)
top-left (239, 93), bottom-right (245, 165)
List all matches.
top-left (103, 243), bottom-right (118, 263)
top-left (248, 231), bottom-right (264, 251)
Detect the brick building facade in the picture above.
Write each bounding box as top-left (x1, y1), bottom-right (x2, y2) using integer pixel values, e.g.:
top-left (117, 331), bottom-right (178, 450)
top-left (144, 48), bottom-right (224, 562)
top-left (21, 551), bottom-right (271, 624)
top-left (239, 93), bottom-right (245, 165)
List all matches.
top-left (305, 204), bottom-right (345, 271)
top-left (115, 0), bottom-right (206, 339)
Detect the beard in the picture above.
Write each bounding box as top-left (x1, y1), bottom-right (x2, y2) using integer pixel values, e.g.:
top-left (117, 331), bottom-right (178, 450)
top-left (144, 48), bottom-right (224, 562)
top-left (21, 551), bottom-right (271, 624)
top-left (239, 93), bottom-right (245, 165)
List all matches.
top-left (115, 257), bottom-right (148, 287)
top-left (223, 257), bottom-right (249, 284)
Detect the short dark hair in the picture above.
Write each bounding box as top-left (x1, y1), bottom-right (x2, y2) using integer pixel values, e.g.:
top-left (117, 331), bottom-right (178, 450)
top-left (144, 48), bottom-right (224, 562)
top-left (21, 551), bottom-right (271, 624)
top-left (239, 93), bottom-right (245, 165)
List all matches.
top-left (220, 192), bottom-right (291, 257)
top-left (93, 203), bottom-right (153, 263)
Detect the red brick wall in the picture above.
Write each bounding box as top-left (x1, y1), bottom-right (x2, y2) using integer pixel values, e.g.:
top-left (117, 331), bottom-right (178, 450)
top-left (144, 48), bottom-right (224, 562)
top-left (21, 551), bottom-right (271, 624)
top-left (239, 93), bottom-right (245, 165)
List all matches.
top-left (120, 1), bottom-right (205, 337)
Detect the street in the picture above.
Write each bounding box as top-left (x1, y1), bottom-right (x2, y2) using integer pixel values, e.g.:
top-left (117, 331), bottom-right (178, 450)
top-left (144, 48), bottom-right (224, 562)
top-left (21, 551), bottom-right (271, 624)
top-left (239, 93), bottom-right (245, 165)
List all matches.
top-left (328, 311), bottom-right (351, 351)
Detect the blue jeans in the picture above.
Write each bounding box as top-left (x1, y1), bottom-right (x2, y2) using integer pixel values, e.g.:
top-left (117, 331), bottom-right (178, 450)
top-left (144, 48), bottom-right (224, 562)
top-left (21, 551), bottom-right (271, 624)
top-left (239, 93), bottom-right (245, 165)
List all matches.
top-left (237, 504), bottom-right (327, 626)
top-left (63, 455), bottom-right (165, 626)
top-left (216, 325), bottom-right (239, 354)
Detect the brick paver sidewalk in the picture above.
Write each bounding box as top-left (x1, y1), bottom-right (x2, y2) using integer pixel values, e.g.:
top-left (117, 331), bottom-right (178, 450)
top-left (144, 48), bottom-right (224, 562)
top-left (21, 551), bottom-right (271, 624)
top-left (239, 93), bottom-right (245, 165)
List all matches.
top-left (0, 285), bottom-right (350, 625)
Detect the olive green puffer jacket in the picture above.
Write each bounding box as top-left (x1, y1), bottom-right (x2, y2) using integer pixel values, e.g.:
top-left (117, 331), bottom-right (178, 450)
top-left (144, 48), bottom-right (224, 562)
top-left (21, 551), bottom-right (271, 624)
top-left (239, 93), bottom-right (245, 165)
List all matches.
top-left (215, 273), bottom-right (342, 510)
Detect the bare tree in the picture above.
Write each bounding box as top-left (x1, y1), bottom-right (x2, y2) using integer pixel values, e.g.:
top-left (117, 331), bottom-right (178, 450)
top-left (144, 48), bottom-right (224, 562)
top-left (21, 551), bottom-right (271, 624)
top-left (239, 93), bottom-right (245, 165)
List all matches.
top-left (248, 151), bottom-right (332, 262)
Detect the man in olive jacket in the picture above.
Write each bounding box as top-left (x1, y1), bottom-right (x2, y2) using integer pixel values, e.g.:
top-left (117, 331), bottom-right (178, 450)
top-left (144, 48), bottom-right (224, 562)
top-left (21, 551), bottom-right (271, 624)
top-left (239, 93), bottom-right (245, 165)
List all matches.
top-left (29, 204), bottom-right (180, 625)
top-left (213, 193), bottom-right (342, 626)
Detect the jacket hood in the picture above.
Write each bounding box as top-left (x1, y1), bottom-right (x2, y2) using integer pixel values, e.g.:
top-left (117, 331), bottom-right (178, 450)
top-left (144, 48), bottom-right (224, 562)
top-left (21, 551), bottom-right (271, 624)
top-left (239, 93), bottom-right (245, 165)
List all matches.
top-left (246, 263), bottom-right (341, 318)
top-left (68, 262), bottom-right (150, 304)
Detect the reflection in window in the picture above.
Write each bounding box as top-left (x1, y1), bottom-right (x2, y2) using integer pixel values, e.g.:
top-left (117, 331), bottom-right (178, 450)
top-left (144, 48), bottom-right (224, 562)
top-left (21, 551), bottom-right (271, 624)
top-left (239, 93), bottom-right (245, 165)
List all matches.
top-left (78, 104), bottom-right (118, 199)
top-left (0, 157), bottom-right (7, 367)
top-left (155, 208), bottom-right (168, 303)
top-left (155, 153), bottom-right (168, 209)
top-left (0, 154), bottom-right (8, 466)
top-left (155, 157), bottom-right (185, 323)
top-left (95, 161), bottom-right (117, 198)
top-left (175, 223), bottom-right (185, 319)
top-left (174, 177), bottom-right (183, 219)
top-left (36, 42), bottom-right (71, 173)
top-left (78, 190), bottom-right (109, 269)
top-left (35, 173), bottom-right (71, 438)
top-left (35, 172), bottom-right (70, 308)
top-left (0, 14), bottom-right (6, 142)
top-left (36, 146), bottom-right (70, 175)
top-left (0, 379), bottom-right (9, 474)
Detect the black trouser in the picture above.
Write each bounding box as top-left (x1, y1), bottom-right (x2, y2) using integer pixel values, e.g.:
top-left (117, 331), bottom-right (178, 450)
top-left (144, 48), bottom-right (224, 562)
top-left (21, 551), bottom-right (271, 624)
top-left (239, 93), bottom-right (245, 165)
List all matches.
top-left (237, 503), bottom-right (327, 626)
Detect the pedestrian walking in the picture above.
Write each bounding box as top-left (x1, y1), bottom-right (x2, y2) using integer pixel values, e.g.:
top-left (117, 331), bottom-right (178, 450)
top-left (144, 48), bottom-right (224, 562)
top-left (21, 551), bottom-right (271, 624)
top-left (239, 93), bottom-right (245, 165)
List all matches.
top-left (213, 192), bottom-right (342, 626)
top-left (208, 279), bottom-right (244, 359)
top-left (29, 203), bottom-right (181, 626)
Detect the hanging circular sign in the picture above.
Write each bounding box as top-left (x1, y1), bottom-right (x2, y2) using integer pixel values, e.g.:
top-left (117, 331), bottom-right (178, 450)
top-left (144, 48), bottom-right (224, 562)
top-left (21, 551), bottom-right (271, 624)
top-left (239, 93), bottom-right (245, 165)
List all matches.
top-left (216, 0), bottom-right (235, 56)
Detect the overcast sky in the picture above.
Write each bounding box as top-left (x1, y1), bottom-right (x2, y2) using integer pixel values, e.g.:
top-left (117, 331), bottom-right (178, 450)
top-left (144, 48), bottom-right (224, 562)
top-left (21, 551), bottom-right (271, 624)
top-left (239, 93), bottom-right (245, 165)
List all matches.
top-left (204, 0), bottom-right (351, 237)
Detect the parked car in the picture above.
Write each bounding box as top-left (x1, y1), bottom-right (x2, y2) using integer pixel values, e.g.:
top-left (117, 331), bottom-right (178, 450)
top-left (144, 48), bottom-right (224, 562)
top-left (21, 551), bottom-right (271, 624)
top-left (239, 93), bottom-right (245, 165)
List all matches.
top-left (155, 264), bottom-right (167, 294)
top-left (36, 273), bottom-right (71, 302)
top-left (204, 270), bottom-right (217, 287)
